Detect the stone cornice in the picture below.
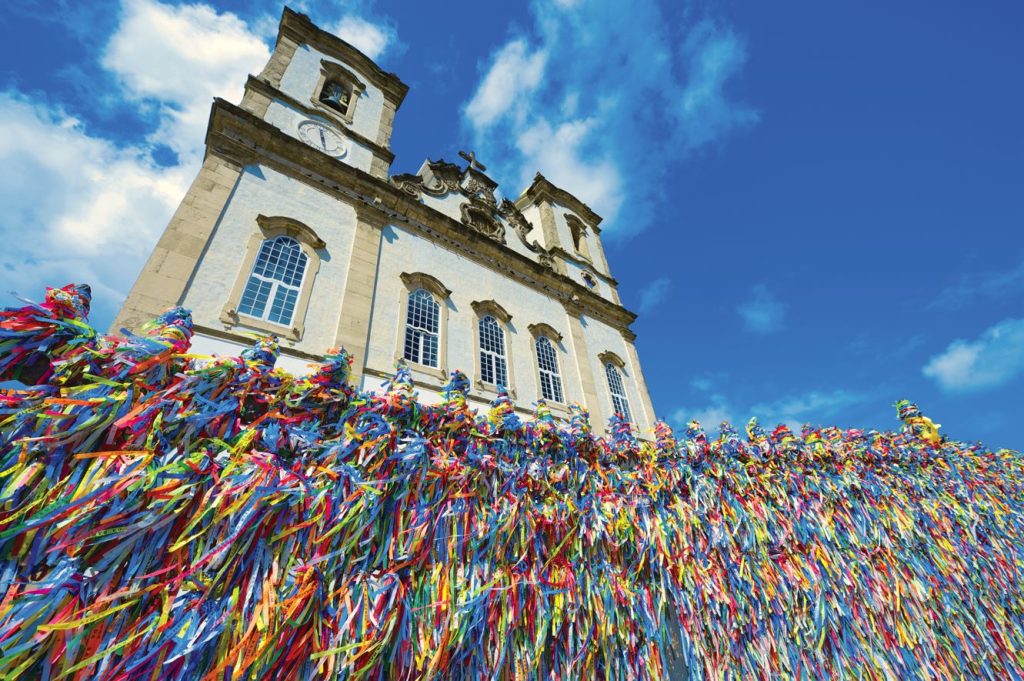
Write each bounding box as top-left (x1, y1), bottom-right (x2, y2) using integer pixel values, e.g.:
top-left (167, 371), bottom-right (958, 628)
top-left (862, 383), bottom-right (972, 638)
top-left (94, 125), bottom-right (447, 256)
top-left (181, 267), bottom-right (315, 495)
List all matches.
top-left (279, 6), bottom-right (409, 108)
top-left (245, 75), bottom-right (395, 163)
top-left (548, 246), bottom-right (619, 286)
top-left (204, 99), bottom-right (638, 334)
top-left (515, 173), bottom-right (603, 232)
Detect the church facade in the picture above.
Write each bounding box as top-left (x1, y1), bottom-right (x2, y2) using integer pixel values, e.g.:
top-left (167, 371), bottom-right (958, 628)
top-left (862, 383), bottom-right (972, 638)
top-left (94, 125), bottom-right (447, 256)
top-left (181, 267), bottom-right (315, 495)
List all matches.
top-left (112, 7), bottom-right (657, 434)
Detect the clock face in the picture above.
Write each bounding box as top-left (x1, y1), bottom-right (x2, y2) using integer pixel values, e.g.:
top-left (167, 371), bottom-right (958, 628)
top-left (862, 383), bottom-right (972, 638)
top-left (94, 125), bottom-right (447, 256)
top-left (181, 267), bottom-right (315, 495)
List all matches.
top-left (297, 120), bottom-right (348, 158)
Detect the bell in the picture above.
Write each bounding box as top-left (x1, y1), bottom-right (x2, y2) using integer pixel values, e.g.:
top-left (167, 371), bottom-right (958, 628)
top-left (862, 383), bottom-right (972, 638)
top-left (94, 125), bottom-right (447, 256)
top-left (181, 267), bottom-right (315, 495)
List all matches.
top-left (320, 81), bottom-right (350, 110)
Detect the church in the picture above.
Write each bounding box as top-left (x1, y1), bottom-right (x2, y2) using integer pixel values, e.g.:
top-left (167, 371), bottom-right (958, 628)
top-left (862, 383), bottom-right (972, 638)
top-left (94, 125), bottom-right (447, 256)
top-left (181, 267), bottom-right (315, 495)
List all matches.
top-left (112, 6), bottom-right (656, 435)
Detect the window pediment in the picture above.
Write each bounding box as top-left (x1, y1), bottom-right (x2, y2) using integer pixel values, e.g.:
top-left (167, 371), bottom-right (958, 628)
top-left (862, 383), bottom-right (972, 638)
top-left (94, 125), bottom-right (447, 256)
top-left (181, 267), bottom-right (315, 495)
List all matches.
top-left (527, 322), bottom-right (563, 343)
top-left (471, 299), bottom-right (512, 325)
top-left (598, 350), bottom-right (626, 369)
top-left (256, 215), bottom-right (326, 249)
top-left (400, 271), bottom-right (451, 299)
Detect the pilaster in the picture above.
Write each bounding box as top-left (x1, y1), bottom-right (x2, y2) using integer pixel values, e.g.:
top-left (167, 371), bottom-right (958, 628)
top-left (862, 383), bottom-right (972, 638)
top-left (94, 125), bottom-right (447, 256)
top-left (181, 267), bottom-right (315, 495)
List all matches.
top-left (564, 307), bottom-right (605, 431)
top-left (333, 204), bottom-right (386, 387)
top-left (110, 153), bottom-right (242, 333)
top-left (623, 333), bottom-right (657, 433)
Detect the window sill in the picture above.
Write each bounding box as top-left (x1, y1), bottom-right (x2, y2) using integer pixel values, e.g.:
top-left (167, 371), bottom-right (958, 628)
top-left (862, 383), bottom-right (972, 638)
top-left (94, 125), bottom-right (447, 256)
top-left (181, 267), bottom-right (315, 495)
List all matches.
top-left (394, 355), bottom-right (447, 383)
top-left (308, 98), bottom-right (355, 127)
top-left (220, 307), bottom-right (302, 342)
top-left (474, 380), bottom-right (517, 402)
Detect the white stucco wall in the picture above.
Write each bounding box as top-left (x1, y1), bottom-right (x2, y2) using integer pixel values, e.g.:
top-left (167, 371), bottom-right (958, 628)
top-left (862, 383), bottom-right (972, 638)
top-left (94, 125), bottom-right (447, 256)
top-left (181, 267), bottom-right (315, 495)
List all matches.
top-left (564, 259), bottom-right (614, 300)
top-left (263, 101), bottom-right (375, 174)
top-left (551, 202), bottom-right (609, 272)
top-left (363, 224), bottom-right (583, 412)
top-left (277, 44), bottom-right (386, 143)
top-left (180, 163), bottom-right (358, 356)
top-left (518, 204), bottom-right (546, 248)
top-left (416, 192), bottom-right (464, 224)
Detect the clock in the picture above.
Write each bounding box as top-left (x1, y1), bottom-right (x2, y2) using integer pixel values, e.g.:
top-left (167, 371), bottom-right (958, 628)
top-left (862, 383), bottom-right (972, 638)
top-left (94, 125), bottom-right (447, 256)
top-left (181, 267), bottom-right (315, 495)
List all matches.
top-left (297, 119), bottom-right (348, 158)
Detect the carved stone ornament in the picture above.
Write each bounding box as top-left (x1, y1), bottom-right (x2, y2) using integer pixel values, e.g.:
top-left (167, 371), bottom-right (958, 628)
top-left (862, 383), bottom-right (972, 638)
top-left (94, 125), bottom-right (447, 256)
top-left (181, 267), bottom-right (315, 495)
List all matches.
top-left (390, 174), bottom-right (424, 197)
top-left (463, 173), bottom-right (497, 207)
top-left (498, 199), bottom-right (532, 243)
top-left (460, 203), bottom-right (505, 243)
top-left (537, 251), bottom-right (556, 270)
top-left (423, 161), bottom-right (463, 195)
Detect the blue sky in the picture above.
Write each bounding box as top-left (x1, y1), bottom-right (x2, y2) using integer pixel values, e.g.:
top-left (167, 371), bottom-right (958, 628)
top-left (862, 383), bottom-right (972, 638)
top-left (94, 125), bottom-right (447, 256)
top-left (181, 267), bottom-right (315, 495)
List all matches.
top-left (1, 0), bottom-right (1022, 448)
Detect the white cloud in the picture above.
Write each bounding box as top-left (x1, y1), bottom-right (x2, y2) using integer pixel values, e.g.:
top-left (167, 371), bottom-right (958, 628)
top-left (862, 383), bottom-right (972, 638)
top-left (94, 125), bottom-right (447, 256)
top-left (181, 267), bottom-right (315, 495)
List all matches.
top-left (923, 318), bottom-right (1024, 392)
top-left (669, 397), bottom-right (734, 431)
top-left (736, 284), bottom-right (785, 334)
top-left (674, 20), bottom-right (760, 150)
top-left (0, 93), bottom-right (186, 325)
top-left (636, 276), bottom-right (670, 314)
top-left (465, 40), bottom-right (547, 130)
top-left (930, 259), bottom-right (1024, 310)
top-left (102, 0), bottom-right (271, 163)
top-left (515, 117), bottom-right (623, 223)
top-left (0, 0), bottom-right (397, 332)
top-left (750, 389), bottom-right (868, 428)
top-left (670, 376), bottom-right (868, 434)
top-left (461, 1), bottom-right (757, 239)
top-left (329, 15), bottom-right (396, 61)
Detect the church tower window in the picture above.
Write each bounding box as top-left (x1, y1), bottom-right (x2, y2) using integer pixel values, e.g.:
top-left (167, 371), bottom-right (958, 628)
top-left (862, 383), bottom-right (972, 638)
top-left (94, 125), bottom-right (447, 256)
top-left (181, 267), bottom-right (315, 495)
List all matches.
top-left (536, 336), bottom-right (564, 403)
top-left (318, 80), bottom-right (351, 115)
top-left (565, 214), bottom-right (592, 261)
top-left (604, 362), bottom-right (632, 421)
top-left (237, 235), bottom-right (308, 327)
top-left (403, 288), bottom-right (440, 368)
top-left (478, 315), bottom-right (508, 387)
top-left (312, 59), bottom-right (365, 125)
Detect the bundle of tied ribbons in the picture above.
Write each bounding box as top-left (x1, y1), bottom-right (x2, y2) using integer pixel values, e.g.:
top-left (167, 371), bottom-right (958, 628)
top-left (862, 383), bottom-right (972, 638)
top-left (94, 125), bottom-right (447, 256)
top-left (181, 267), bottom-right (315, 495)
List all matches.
top-left (1, 284), bottom-right (1022, 680)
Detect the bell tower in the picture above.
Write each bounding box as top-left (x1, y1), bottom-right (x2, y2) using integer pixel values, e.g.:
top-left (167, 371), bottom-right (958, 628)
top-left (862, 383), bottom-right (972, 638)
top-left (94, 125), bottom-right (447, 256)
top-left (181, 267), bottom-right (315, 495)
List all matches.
top-left (238, 7), bottom-right (408, 179)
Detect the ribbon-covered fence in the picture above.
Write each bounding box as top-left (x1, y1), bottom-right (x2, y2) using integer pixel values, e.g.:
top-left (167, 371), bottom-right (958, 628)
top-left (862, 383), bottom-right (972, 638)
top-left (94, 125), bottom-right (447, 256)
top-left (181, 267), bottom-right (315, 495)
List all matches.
top-left (1, 284), bottom-right (1022, 680)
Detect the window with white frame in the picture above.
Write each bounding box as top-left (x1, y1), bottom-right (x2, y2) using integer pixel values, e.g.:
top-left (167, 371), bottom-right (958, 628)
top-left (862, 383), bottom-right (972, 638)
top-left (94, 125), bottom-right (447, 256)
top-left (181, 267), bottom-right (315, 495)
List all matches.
top-left (478, 315), bottom-right (509, 386)
top-left (604, 362), bottom-right (632, 420)
top-left (536, 336), bottom-right (563, 403)
top-left (403, 288), bottom-right (440, 367)
top-left (237, 235), bottom-right (308, 327)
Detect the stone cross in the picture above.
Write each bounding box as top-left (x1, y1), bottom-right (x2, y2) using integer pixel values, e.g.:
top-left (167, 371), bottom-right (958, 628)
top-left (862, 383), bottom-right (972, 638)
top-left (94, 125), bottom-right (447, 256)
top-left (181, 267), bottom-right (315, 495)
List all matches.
top-left (458, 150), bottom-right (487, 172)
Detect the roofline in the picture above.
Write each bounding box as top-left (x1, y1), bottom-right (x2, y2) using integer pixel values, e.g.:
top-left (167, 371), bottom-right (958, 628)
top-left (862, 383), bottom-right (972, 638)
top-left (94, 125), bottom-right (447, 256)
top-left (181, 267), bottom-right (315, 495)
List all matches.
top-left (279, 6), bottom-right (409, 109)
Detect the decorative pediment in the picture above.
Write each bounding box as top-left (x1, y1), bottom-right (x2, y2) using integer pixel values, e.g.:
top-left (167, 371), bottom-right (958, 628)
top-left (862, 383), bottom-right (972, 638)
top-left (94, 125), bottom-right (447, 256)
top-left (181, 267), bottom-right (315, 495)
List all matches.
top-left (390, 155), bottom-right (562, 260)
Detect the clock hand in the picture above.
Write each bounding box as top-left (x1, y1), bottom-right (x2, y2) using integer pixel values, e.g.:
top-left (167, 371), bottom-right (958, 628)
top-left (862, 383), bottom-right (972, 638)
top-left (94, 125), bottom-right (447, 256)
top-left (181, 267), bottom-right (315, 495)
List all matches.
top-left (319, 129), bottom-right (326, 147)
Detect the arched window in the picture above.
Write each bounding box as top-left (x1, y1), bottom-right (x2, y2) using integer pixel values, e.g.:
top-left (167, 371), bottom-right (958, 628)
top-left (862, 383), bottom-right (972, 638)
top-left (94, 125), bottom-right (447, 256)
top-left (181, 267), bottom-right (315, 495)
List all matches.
top-left (237, 235), bottom-right (308, 326)
top-left (478, 315), bottom-right (508, 387)
top-left (604, 362), bottom-right (632, 421)
top-left (403, 288), bottom-right (440, 367)
top-left (536, 336), bottom-right (563, 403)
top-left (565, 213), bottom-right (592, 260)
top-left (313, 59), bottom-right (365, 125)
